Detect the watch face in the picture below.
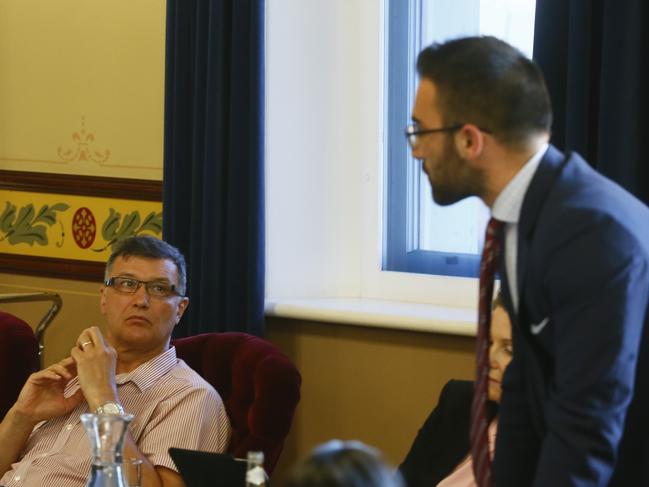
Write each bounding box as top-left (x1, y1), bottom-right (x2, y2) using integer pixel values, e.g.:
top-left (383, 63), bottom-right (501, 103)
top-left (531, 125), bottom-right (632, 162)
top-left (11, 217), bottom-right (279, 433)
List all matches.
top-left (98, 402), bottom-right (124, 415)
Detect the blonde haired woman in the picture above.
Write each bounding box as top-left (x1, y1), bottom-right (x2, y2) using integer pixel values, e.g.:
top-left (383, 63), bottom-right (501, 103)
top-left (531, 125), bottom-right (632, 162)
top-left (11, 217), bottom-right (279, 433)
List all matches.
top-left (399, 292), bottom-right (512, 486)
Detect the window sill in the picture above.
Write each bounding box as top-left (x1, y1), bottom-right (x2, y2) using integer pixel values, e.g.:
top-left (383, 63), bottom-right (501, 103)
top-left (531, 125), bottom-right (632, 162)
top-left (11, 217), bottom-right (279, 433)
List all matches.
top-left (264, 297), bottom-right (477, 336)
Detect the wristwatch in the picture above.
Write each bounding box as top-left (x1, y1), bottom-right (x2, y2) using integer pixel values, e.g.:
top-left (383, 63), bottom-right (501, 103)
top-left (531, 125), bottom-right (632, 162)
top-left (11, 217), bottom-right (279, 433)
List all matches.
top-left (95, 401), bottom-right (125, 415)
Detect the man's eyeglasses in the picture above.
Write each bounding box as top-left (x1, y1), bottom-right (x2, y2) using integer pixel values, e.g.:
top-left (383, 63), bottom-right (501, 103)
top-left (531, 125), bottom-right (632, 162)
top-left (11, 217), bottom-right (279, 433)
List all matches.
top-left (404, 123), bottom-right (492, 148)
top-left (404, 123), bottom-right (462, 148)
top-left (104, 276), bottom-right (182, 298)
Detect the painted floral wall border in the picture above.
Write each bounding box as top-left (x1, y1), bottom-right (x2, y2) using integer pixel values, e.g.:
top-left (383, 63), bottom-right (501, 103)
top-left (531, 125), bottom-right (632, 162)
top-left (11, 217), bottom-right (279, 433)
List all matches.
top-left (0, 170), bottom-right (162, 281)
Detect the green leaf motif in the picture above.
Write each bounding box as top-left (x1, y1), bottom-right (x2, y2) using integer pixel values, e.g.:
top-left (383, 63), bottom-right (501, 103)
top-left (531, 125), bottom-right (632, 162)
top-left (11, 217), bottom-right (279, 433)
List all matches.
top-left (101, 209), bottom-right (122, 242)
top-left (95, 209), bottom-right (163, 252)
top-left (139, 211), bottom-right (163, 234)
top-left (9, 226), bottom-right (48, 246)
top-left (0, 202), bottom-right (17, 233)
top-left (0, 202), bottom-right (69, 246)
top-left (34, 203), bottom-right (70, 226)
top-left (117, 211), bottom-right (141, 238)
top-left (15, 204), bottom-right (35, 229)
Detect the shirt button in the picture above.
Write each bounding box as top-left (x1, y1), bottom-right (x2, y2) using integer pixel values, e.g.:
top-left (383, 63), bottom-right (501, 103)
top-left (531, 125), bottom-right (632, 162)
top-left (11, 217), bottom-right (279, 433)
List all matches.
top-left (14, 475), bottom-right (21, 480)
top-left (66, 424), bottom-right (74, 430)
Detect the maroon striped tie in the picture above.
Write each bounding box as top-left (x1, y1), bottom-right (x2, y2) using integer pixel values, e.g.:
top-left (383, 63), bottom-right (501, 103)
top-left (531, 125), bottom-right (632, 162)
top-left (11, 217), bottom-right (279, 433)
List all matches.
top-left (470, 217), bottom-right (503, 487)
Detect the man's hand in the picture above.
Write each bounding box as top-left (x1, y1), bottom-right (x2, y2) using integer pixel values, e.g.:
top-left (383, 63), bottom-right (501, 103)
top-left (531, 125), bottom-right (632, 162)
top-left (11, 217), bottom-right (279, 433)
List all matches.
top-left (0, 357), bottom-right (83, 477)
top-left (70, 326), bottom-right (119, 411)
top-left (12, 357), bottom-right (84, 424)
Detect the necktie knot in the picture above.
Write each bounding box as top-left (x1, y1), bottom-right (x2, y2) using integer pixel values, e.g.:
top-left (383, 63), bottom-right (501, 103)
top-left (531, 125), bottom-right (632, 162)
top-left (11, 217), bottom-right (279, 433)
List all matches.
top-left (486, 217), bottom-right (504, 241)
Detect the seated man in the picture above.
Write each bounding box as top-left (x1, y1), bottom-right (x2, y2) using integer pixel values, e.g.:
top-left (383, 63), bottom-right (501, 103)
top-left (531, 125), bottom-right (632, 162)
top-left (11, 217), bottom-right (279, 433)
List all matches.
top-left (0, 236), bottom-right (231, 487)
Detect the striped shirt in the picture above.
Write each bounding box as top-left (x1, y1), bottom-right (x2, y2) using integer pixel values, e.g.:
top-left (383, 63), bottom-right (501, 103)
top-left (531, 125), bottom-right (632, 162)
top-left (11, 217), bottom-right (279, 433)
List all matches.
top-left (0, 347), bottom-right (231, 487)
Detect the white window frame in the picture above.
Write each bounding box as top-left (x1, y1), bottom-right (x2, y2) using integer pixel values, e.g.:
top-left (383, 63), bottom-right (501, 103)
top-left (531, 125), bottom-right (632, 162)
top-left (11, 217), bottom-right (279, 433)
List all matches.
top-left (383, 0), bottom-right (536, 282)
top-left (265, 0), bottom-right (480, 333)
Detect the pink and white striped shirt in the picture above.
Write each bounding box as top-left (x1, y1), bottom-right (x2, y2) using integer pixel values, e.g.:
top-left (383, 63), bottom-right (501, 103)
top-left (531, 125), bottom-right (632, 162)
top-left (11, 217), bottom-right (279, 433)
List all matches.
top-left (1, 347), bottom-right (231, 487)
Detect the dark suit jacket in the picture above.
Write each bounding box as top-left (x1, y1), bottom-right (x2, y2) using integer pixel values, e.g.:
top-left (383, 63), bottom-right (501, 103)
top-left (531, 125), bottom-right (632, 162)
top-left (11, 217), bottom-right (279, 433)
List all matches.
top-left (399, 380), bottom-right (497, 487)
top-left (494, 145), bottom-right (649, 486)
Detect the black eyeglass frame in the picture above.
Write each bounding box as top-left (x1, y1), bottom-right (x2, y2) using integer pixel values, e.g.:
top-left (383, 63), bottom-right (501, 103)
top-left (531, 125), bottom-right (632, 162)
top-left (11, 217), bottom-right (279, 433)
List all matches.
top-left (104, 276), bottom-right (183, 298)
top-left (404, 123), bottom-right (492, 148)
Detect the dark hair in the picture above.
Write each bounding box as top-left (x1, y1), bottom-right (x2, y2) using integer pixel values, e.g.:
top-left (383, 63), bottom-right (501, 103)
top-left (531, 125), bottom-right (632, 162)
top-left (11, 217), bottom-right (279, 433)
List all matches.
top-left (285, 440), bottom-right (404, 487)
top-left (105, 236), bottom-right (187, 296)
top-left (416, 36), bottom-right (552, 148)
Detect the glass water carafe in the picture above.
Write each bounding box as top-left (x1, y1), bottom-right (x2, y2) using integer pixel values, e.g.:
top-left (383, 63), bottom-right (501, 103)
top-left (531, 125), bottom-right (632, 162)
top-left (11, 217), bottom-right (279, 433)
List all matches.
top-left (81, 413), bottom-right (134, 487)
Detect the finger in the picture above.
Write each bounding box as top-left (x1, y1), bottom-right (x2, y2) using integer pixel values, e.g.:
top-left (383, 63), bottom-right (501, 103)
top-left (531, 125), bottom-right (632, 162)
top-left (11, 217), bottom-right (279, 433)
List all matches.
top-left (62, 357), bottom-right (78, 375)
top-left (71, 347), bottom-right (91, 369)
top-left (76, 326), bottom-right (101, 349)
top-left (76, 327), bottom-right (94, 342)
top-left (53, 358), bottom-right (77, 376)
top-left (49, 363), bottom-right (74, 380)
top-left (87, 326), bottom-right (106, 346)
top-left (77, 340), bottom-right (94, 351)
top-left (76, 329), bottom-right (97, 350)
top-left (59, 356), bottom-right (76, 366)
top-left (70, 347), bottom-right (84, 362)
top-left (34, 369), bottom-right (68, 382)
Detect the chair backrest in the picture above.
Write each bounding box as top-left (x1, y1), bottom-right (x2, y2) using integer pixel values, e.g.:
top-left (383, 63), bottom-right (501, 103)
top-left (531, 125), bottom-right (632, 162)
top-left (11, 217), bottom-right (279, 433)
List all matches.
top-left (0, 311), bottom-right (39, 419)
top-left (171, 332), bottom-right (301, 474)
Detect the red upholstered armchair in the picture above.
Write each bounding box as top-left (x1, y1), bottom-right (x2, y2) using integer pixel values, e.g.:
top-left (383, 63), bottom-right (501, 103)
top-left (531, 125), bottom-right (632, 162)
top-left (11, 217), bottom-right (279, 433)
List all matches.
top-left (171, 332), bottom-right (301, 474)
top-left (0, 311), bottom-right (39, 419)
top-left (0, 292), bottom-right (62, 419)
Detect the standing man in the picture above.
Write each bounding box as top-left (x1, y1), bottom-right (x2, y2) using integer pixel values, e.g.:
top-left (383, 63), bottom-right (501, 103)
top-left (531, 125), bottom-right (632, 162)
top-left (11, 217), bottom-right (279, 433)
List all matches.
top-left (408, 36), bottom-right (649, 486)
top-left (0, 235), bottom-right (231, 487)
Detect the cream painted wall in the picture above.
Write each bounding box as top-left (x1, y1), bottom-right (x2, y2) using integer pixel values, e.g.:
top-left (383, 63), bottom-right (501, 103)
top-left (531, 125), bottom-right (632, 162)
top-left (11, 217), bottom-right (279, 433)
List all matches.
top-left (0, 0), bottom-right (166, 180)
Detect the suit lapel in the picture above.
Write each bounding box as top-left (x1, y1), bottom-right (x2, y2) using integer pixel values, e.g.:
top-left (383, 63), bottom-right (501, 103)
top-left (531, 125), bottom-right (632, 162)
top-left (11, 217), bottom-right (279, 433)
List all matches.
top-left (516, 145), bottom-right (568, 312)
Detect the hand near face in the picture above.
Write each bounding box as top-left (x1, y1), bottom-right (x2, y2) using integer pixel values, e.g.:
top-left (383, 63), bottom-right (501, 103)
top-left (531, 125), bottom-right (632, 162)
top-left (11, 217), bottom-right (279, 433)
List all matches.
top-left (70, 326), bottom-right (119, 411)
top-left (12, 357), bottom-right (84, 424)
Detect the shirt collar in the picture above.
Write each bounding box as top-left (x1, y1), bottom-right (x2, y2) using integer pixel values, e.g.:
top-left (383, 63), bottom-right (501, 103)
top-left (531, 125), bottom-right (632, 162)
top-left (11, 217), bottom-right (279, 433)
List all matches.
top-left (491, 143), bottom-right (548, 224)
top-left (65, 346), bottom-right (178, 396)
top-left (116, 346), bottom-right (178, 391)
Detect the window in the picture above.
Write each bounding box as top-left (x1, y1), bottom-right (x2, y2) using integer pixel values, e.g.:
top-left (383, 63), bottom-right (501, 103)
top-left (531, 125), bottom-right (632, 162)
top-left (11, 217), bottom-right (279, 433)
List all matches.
top-left (383, 0), bottom-right (536, 278)
top-left (266, 0), bottom-right (539, 323)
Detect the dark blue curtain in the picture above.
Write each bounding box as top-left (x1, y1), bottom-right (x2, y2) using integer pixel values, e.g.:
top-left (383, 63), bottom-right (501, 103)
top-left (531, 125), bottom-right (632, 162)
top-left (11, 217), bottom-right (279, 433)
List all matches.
top-left (163, 0), bottom-right (265, 337)
top-left (533, 0), bottom-right (649, 203)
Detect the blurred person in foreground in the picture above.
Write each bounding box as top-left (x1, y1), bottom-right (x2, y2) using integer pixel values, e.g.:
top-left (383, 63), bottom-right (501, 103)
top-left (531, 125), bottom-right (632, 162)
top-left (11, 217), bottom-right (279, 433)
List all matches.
top-left (285, 439), bottom-right (404, 487)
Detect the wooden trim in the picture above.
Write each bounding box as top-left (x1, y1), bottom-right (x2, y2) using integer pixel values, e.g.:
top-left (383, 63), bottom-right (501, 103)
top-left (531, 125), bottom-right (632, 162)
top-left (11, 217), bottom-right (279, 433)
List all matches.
top-left (0, 170), bottom-right (162, 201)
top-left (0, 170), bottom-right (162, 280)
top-left (0, 253), bottom-right (104, 281)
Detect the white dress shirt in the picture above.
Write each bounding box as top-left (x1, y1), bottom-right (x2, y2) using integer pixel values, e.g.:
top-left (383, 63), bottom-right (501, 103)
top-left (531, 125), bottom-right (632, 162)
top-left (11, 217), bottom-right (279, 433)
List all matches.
top-left (491, 143), bottom-right (548, 312)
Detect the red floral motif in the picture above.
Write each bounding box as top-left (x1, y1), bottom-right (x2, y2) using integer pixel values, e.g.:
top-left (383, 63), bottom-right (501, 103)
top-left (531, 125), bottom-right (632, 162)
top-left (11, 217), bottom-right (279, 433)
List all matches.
top-left (72, 207), bottom-right (97, 249)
